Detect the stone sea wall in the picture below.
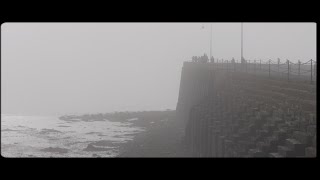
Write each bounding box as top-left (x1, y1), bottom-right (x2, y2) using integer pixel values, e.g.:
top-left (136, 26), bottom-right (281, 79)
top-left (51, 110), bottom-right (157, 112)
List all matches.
top-left (176, 62), bottom-right (316, 157)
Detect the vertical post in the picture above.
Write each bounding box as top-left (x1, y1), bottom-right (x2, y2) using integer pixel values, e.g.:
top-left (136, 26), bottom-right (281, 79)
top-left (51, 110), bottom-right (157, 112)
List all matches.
top-left (311, 59), bottom-right (313, 84)
top-left (210, 24), bottom-right (212, 60)
top-left (287, 60), bottom-right (290, 82)
top-left (314, 60), bottom-right (316, 77)
top-left (269, 59), bottom-right (271, 78)
top-left (237, 60), bottom-right (239, 70)
top-left (241, 23), bottom-right (243, 64)
top-left (222, 59), bottom-right (224, 70)
top-left (217, 59), bottom-right (219, 69)
top-left (227, 60), bottom-right (229, 71)
top-left (260, 59), bottom-right (262, 70)
top-left (298, 60), bottom-right (301, 76)
top-left (246, 60), bottom-right (248, 73)
top-left (221, 59), bottom-right (223, 69)
top-left (254, 60), bottom-right (256, 74)
top-left (278, 59), bottom-right (280, 74)
top-left (234, 59), bottom-right (236, 72)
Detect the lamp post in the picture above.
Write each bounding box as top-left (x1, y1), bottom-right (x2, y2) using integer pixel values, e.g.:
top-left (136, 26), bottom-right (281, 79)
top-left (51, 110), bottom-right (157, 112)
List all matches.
top-left (210, 23), bottom-right (212, 59)
top-left (241, 23), bottom-right (244, 63)
top-left (201, 23), bottom-right (213, 60)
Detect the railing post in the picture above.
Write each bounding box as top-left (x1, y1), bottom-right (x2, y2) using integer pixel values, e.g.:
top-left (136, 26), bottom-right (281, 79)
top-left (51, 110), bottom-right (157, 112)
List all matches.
top-left (287, 59), bottom-right (290, 82)
top-left (227, 60), bottom-right (229, 71)
top-left (217, 59), bottom-right (219, 69)
top-left (268, 59), bottom-right (271, 78)
top-left (311, 59), bottom-right (313, 84)
top-left (222, 59), bottom-right (224, 70)
top-left (314, 60), bottom-right (316, 77)
top-left (278, 58), bottom-right (280, 74)
top-left (298, 60), bottom-right (301, 76)
top-left (254, 60), bottom-right (256, 74)
top-left (246, 60), bottom-right (247, 73)
top-left (260, 59), bottom-right (262, 70)
top-left (217, 59), bottom-right (218, 69)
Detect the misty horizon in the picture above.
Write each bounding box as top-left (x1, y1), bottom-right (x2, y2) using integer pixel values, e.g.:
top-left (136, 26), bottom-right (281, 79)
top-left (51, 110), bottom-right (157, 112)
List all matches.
top-left (1, 23), bottom-right (316, 116)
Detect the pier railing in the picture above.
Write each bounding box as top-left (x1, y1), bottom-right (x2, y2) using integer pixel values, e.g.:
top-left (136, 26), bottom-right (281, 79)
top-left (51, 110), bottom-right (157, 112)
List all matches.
top-left (188, 59), bottom-right (317, 84)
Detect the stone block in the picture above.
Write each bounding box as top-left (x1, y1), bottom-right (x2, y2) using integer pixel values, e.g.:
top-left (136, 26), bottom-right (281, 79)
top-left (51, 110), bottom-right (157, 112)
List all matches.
top-left (274, 130), bottom-right (287, 143)
top-left (269, 153), bottom-right (283, 158)
top-left (306, 125), bottom-right (316, 136)
top-left (256, 141), bottom-right (265, 150)
top-left (248, 148), bottom-right (266, 157)
top-left (285, 138), bottom-right (307, 156)
top-left (278, 145), bottom-right (295, 157)
top-left (305, 147), bottom-right (316, 157)
top-left (293, 131), bottom-right (310, 144)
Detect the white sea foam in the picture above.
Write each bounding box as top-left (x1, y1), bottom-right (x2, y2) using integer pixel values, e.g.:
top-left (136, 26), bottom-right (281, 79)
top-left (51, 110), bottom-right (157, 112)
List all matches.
top-left (1, 114), bottom-right (145, 157)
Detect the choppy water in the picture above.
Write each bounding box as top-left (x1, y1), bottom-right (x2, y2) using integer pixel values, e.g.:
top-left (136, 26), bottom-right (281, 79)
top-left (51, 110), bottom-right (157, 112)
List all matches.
top-left (1, 114), bottom-right (145, 157)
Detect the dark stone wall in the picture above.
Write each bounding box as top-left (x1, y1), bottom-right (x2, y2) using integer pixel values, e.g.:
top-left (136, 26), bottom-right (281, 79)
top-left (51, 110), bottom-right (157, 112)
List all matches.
top-left (176, 62), bottom-right (316, 157)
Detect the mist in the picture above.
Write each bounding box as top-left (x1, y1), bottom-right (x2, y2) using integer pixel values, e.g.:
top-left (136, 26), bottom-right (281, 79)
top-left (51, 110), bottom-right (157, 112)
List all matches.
top-left (1, 23), bottom-right (316, 116)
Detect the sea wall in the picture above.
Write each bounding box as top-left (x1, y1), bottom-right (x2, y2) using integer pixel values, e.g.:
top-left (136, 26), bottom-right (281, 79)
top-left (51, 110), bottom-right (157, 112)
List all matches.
top-left (176, 62), bottom-right (316, 157)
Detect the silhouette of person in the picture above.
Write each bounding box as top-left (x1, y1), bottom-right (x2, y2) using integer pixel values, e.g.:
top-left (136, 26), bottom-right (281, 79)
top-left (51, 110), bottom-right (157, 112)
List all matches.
top-left (210, 56), bottom-right (215, 63)
top-left (199, 55), bottom-right (203, 63)
top-left (203, 53), bottom-right (208, 63)
top-left (192, 56), bottom-right (196, 62)
top-left (241, 57), bottom-right (246, 64)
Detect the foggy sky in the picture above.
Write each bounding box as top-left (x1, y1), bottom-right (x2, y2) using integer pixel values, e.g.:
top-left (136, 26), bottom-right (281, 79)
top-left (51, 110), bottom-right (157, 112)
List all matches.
top-left (1, 23), bottom-right (316, 115)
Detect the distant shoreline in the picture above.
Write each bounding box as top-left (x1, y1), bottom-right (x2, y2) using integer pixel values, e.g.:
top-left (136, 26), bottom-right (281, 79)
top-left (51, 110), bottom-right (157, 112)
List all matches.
top-left (58, 110), bottom-right (176, 123)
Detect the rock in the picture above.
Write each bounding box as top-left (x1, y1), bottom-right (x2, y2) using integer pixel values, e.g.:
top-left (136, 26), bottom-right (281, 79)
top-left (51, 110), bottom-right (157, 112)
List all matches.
top-left (2, 128), bottom-right (17, 132)
top-left (83, 144), bottom-right (112, 152)
top-left (39, 128), bottom-right (61, 134)
top-left (92, 154), bottom-right (100, 157)
top-left (41, 147), bottom-right (69, 153)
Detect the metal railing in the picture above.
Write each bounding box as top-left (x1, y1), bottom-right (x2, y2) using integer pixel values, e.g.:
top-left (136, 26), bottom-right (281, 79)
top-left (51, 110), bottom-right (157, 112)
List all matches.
top-left (189, 58), bottom-right (317, 84)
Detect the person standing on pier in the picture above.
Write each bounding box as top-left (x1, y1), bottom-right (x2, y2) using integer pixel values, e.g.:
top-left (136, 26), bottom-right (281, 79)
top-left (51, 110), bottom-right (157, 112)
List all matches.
top-left (231, 57), bottom-right (235, 64)
top-left (203, 53), bottom-right (209, 63)
top-left (210, 56), bottom-right (215, 63)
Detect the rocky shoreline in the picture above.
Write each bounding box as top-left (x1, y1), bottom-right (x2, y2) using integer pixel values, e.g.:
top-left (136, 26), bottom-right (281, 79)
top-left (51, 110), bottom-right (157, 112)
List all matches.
top-left (59, 110), bottom-right (187, 157)
top-left (117, 112), bottom-right (188, 157)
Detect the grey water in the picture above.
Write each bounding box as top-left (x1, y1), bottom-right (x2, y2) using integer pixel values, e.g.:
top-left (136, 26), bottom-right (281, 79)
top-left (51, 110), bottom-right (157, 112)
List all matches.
top-left (1, 114), bottom-right (145, 157)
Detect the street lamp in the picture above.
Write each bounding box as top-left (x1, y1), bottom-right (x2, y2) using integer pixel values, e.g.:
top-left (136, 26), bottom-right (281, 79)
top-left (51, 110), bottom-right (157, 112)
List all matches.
top-left (241, 23), bottom-right (244, 63)
top-left (201, 23), bottom-right (213, 59)
top-left (210, 23), bottom-right (212, 59)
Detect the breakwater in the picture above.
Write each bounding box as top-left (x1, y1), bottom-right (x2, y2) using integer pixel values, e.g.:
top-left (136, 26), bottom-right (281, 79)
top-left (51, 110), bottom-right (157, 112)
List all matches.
top-left (176, 61), bottom-right (316, 157)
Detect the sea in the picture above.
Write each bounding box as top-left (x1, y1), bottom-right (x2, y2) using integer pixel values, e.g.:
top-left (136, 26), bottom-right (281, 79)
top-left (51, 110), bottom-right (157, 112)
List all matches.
top-left (1, 114), bottom-right (145, 157)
